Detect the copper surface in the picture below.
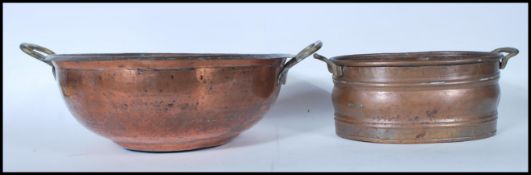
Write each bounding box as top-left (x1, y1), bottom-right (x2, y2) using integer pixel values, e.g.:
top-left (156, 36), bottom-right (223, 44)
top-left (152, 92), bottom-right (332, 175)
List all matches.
top-left (20, 41), bottom-right (322, 152)
top-left (315, 49), bottom-right (519, 143)
top-left (57, 58), bottom-right (283, 151)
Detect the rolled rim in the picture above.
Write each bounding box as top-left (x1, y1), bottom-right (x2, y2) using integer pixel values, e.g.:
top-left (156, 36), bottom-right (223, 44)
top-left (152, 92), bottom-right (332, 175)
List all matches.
top-left (47, 53), bottom-right (294, 62)
top-left (331, 51), bottom-right (502, 67)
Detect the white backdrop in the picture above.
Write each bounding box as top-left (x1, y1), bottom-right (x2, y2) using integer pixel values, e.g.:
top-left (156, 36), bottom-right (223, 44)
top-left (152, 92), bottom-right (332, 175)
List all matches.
top-left (3, 3), bottom-right (528, 172)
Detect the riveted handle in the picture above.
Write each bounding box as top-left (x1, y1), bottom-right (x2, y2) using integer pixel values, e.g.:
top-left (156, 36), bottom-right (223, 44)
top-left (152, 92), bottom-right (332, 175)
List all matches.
top-left (492, 47), bottom-right (519, 69)
top-left (278, 40), bottom-right (323, 84)
top-left (20, 43), bottom-right (57, 78)
top-left (313, 53), bottom-right (343, 78)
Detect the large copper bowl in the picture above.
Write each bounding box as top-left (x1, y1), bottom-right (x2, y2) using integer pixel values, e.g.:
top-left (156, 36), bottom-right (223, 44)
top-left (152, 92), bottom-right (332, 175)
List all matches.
top-left (314, 47), bottom-right (519, 143)
top-left (20, 41), bottom-right (322, 152)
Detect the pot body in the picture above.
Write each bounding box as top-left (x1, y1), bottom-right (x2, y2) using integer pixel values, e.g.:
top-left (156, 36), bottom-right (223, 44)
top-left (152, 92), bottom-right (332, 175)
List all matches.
top-left (328, 52), bottom-right (506, 143)
top-left (21, 40), bottom-right (323, 151)
top-left (54, 58), bottom-right (285, 151)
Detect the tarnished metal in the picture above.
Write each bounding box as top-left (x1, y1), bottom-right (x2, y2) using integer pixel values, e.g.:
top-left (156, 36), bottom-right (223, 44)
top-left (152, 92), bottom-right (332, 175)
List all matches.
top-left (20, 43), bottom-right (58, 78)
top-left (314, 48), bottom-right (519, 143)
top-left (21, 41), bottom-right (322, 152)
top-left (313, 53), bottom-right (343, 78)
top-left (492, 47), bottom-right (519, 69)
top-left (279, 41), bottom-right (322, 84)
top-left (20, 43), bottom-right (56, 65)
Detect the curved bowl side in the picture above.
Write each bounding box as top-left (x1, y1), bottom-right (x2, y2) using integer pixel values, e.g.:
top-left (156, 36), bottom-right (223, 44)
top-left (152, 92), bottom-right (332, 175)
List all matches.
top-left (55, 59), bottom-right (283, 151)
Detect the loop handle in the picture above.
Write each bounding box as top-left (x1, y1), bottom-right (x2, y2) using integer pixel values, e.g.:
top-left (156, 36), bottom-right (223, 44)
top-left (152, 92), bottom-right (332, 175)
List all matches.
top-left (20, 43), bottom-right (56, 66)
top-left (492, 47), bottom-right (519, 69)
top-left (313, 53), bottom-right (343, 78)
top-left (20, 43), bottom-right (57, 79)
top-left (278, 40), bottom-right (323, 84)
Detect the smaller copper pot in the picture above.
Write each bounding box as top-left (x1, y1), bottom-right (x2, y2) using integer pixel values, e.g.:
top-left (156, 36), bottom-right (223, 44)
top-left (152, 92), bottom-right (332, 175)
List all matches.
top-left (20, 41), bottom-right (322, 152)
top-left (314, 48), bottom-right (519, 143)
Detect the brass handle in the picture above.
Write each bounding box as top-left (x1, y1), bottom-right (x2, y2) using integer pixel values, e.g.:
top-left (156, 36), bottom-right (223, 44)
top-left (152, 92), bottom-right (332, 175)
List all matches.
top-left (278, 40), bottom-right (323, 84)
top-left (313, 53), bottom-right (343, 78)
top-left (492, 47), bottom-right (519, 69)
top-left (20, 43), bottom-right (56, 66)
top-left (20, 43), bottom-right (57, 79)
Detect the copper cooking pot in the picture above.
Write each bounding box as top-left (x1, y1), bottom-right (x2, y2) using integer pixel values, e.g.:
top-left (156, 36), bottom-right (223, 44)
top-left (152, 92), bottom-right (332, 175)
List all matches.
top-left (20, 41), bottom-right (322, 152)
top-left (314, 47), bottom-right (519, 143)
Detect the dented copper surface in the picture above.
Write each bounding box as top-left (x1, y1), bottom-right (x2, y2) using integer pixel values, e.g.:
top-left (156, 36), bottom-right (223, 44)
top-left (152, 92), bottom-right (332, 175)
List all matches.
top-left (314, 48), bottom-right (519, 143)
top-left (20, 41), bottom-right (322, 152)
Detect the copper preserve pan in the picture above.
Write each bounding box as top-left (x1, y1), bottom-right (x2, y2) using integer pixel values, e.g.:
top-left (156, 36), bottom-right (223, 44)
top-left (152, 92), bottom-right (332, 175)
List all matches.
top-left (314, 47), bottom-right (519, 143)
top-left (20, 41), bottom-right (322, 152)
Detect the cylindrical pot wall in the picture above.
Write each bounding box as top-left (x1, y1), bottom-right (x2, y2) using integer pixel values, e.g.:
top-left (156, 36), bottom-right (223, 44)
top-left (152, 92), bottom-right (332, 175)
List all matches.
top-left (314, 48), bottom-right (519, 143)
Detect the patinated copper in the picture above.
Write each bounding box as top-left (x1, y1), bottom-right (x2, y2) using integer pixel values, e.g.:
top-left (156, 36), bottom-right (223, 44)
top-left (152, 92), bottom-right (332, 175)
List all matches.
top-left (314, 48), bottom-right (519, 143)
top-left (20, 41), bottom-right (322, 152)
